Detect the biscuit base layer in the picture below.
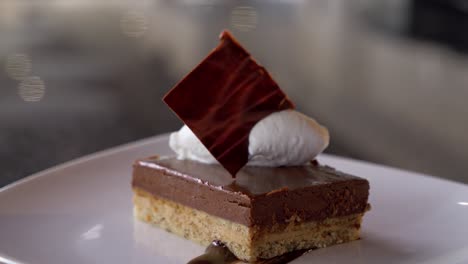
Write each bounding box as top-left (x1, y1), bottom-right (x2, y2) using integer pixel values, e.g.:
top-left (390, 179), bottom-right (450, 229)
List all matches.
top-left (133, 187), bottom-right (364, 262)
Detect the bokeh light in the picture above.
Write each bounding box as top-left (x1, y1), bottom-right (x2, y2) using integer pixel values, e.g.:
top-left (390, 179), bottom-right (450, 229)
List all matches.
top-left (230, 6), bottom-right (257, 32)
top-left (120, 10), bottom-right (148, 38)
top-left (18, 76), bottom-right (45, 102)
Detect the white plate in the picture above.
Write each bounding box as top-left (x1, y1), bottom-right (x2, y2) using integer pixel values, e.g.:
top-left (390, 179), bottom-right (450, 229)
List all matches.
top-left (1, 134), bottom-right (468, 264)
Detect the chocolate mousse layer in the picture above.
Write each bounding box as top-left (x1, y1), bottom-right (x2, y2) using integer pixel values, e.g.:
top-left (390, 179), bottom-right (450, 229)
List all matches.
top-left (132, 156), bottom-right (369, 227)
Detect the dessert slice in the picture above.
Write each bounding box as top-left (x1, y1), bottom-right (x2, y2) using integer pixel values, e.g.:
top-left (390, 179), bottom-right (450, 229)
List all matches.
top-left (132, 30), bottom-right (371, 262)
top-left (132, 157), bottom-right (370, 262)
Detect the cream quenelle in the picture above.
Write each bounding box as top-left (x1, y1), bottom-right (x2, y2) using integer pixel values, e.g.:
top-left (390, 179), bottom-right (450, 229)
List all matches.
top-left (169, 109), bottom-right (329, 167)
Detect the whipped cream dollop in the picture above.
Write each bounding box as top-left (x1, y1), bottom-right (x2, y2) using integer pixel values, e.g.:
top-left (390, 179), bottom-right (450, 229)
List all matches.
top-left (169, 110), bottom-right (329, 167)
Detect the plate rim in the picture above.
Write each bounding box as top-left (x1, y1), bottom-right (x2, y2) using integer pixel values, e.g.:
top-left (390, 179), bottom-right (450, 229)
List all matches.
top-left (2, 132), bottom-right (467, 195)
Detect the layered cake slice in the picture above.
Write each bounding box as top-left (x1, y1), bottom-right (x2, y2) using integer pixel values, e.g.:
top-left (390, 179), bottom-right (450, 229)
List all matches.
top-left (132, 30), bottom-right (370, 262)
top-left (132, 157), bottom-right (369, 261)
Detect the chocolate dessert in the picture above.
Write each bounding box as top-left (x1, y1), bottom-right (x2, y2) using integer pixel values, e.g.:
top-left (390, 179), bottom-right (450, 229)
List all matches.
top-left (132, 30), bottom-right (370, 262)
top-left (133, 157), bottom-right (369, 261)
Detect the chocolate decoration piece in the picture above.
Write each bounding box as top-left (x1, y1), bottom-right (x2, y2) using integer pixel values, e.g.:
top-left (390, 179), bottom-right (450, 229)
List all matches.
top-left (132, 156), bottom-right (370, 227)
top-left (163, 30), bottom-right (294, 176)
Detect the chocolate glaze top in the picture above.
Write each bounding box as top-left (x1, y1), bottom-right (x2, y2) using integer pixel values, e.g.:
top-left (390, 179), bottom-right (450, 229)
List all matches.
top-left (132, 156), bottom-right (370, 227)
top-left (140, 156), bottom-right (364, 196)
top-left (163, 30), bottom-right (294, 177)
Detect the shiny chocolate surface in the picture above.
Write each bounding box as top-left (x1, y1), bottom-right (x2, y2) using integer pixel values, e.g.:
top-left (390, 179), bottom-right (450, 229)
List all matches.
top-left (163, 31), bottom-right (294, 177)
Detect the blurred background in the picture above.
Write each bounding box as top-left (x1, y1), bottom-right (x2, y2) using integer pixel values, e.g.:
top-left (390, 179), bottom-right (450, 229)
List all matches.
top-left (1, 0), bottom-right (468, 187)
